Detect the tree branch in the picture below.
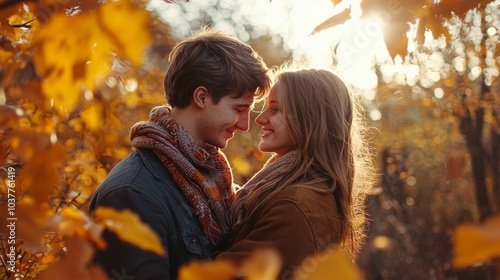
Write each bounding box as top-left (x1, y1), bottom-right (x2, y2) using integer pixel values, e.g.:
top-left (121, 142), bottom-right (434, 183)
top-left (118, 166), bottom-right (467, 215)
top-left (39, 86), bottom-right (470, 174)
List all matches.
top-left (11, 17), bottom-right (36, 28)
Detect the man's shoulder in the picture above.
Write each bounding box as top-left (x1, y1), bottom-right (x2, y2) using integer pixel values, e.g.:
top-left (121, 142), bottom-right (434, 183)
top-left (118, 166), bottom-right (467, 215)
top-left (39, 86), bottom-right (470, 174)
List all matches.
top-left (100, 150), bottom-right (151, 187)
top-left (93, 149), bottom-right (176, 200)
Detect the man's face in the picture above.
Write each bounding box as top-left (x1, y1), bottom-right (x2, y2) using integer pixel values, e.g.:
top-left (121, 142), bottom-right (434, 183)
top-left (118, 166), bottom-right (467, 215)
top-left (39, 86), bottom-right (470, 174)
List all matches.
top-left (198, 91), bottom-right (255, 148)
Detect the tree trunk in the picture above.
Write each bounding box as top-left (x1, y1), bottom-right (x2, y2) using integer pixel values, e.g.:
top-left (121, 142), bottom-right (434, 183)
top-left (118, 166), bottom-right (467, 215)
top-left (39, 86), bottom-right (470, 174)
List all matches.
top-left (459, 93), bottom-right (493, 221)
top-left (492, 127), bottom-right (500, 213)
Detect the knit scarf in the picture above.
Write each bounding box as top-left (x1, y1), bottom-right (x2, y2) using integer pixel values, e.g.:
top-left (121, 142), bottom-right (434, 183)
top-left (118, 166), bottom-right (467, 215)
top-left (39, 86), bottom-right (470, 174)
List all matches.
top-left (130, 105), bottom-right (235, 246)
top-left (229, 150), bottom-right (298, 229)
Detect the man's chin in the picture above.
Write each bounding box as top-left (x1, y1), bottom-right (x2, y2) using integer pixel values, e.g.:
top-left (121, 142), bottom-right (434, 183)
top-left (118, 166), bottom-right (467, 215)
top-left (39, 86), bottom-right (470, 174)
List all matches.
top-left (220, 140), bottom-right (229, 148)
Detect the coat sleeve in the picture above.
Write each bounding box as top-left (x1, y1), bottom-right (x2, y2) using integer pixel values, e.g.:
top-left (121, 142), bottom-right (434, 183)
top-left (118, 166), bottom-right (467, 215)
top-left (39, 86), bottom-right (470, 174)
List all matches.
top-left (90, 187), bottom-right (170, 280)
top-left (217, 199), bottom-right (317, 277)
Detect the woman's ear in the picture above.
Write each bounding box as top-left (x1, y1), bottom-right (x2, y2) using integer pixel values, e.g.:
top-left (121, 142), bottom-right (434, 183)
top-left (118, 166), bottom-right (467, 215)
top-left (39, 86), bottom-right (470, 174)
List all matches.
top-left (192, 86), bottom-right (209, 108)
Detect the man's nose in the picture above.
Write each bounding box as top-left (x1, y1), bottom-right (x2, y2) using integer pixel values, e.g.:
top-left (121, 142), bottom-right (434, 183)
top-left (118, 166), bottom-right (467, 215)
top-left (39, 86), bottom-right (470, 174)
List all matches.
top-left (236, 115), bottom-right (249, 131)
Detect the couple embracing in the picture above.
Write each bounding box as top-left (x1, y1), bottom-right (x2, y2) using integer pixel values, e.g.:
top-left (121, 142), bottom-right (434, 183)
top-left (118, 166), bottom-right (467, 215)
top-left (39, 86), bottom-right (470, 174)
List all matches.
top-left (89, 28), bottom-right (374, 280)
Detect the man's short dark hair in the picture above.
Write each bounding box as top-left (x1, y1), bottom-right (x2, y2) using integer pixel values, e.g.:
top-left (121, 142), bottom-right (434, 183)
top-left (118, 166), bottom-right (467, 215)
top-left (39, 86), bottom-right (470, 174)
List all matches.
top-left (164, 28), bottom-right (271, 107)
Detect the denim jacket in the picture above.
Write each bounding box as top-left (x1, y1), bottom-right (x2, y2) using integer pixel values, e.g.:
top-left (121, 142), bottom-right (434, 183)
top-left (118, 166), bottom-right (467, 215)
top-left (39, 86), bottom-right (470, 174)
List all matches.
top-left (89, 148), bottom-right (211, 280)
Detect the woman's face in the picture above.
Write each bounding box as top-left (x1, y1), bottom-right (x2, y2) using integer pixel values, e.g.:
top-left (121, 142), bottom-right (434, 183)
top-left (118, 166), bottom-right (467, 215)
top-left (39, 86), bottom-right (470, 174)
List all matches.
top-left (255, 81), bottom-right (295, 156)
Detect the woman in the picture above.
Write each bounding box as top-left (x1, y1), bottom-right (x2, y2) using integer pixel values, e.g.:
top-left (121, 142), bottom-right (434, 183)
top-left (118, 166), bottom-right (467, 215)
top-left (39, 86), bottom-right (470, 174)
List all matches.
top-left (216, 67), bottom-right (375, 278)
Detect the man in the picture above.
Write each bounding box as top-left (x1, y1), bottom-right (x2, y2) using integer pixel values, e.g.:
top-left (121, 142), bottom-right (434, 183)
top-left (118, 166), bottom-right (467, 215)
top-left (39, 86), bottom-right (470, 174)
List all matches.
top-left (89, 29), bottom-right (271, 280)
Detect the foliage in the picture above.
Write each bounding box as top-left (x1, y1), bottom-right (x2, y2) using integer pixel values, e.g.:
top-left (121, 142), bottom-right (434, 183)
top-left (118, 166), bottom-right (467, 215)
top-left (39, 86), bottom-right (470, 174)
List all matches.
top-left (0, 0), bottom-right (169, 278)
top-left (312, 0), bottom-right (493, 58)
top-left (1, 0), bottom-right (499, 279)
top-left (0, 0), bottom-right (352, 279)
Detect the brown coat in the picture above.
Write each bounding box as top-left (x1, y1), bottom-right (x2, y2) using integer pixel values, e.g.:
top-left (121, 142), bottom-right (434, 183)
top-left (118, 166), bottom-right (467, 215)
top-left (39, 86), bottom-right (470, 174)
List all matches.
top-left (217, 184), bottom-right (341, 278)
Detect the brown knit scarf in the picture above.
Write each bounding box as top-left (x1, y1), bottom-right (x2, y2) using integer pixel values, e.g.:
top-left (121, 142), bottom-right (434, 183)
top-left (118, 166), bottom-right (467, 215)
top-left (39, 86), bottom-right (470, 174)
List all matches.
top-left (229, 150), bottom-right (298, 229)
top-left (130, 105), bottom-right (235, 246)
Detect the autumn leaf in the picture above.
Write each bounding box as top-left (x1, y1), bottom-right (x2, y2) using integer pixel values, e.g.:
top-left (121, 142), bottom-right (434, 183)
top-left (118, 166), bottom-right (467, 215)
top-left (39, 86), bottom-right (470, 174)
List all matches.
top-left (97, 0), bottom-right (152, 65)
top-left (81, 103), bottom-right (104, 130)
top-left (294, 246), bottom-right (362, 280)
top-left (178, 248), bottom-right (281, 280)
top-left (38, 237), bottom-right (108, 280)
top-left (453, 215), bottom-right (500, 268)
top-left (33, 12), bottom-right (97, 116)
top-left (311, 0), bottom-right (493, 57)
top-left (93, 207), bottom-right (166, 256)
top-left (8, 126), bottom-right (66, 201)
top-left (44, 206), bottom-right (106, 250)
top-left (33, 0), bottom-right (152, 116)
top-left (178, 259), bottom-right (237, 280)
top-left (14, 198), bottom-right (53, 243)
top-left (240, 248), bottom-right (282, 280)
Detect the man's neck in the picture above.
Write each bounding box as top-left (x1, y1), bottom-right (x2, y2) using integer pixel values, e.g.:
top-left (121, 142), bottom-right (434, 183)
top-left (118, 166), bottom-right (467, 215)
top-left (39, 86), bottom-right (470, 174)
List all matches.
top-left (170, 107), bottom-right (204, 146)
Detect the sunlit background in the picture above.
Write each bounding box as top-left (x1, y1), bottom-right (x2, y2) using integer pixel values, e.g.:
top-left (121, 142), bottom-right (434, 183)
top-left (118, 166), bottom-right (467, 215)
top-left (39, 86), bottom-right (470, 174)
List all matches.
top-left (148, 0), bottom-right (386, 90)
top-left (2, 0), bottom-right (500, 279)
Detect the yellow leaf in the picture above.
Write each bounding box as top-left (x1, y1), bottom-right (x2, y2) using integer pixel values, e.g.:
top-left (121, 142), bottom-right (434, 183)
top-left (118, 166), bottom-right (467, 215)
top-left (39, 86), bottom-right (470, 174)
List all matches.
top-left (178, 259), bottom-right (237, 280)
top-left (453, 215), bottom-right (500, 268)
top-left (294, 246), bottom-right (362, 280)
top-left (240, 248), bottom-right (282, 280)
top-left (33, 13), bottom-right (95, 116)
top-left (81, 104), bottom-right (103, 130)
top-left (52, 207), bottom-right (91, 236)
top-left (98, 0), bottom-right (152, 65)
top-left (93, 207), bottom-right (166, 256)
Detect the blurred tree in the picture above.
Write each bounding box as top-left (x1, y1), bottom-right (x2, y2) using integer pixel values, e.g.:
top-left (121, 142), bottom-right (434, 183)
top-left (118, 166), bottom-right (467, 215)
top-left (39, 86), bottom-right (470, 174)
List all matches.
top-left (347, 1), bottom-right (499, 276)
top-left (312, 0), bottom-right (499, 220)
top-left (0, 0), bottom-right (175, 278)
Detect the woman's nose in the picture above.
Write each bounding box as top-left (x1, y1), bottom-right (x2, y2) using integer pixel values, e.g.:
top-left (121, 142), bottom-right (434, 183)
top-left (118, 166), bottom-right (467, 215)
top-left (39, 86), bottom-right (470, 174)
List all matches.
top-left (255, 111), bottom-right (267, 126)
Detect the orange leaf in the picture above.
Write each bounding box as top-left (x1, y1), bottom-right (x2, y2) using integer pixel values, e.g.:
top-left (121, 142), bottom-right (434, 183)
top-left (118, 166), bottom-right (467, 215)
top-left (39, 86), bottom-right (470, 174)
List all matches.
top-left (178, 259), bottom-right (237, 280)
top-left (8, 127), bottom-right (66, 201)
top-left (453, 215), bottom-right (500, 268)
top-left (240, 248), bottom-right (282, 280)
top-left (38, 237), bottom-right (108, 280)
top-left (294, 246), bottom-right (362, 280)
top-left (93, 207), bottom-right (166, 256)
top-left (178, 249), bottom-right (281, 280)
top-left (14, 198), bottom-right (53, 243)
